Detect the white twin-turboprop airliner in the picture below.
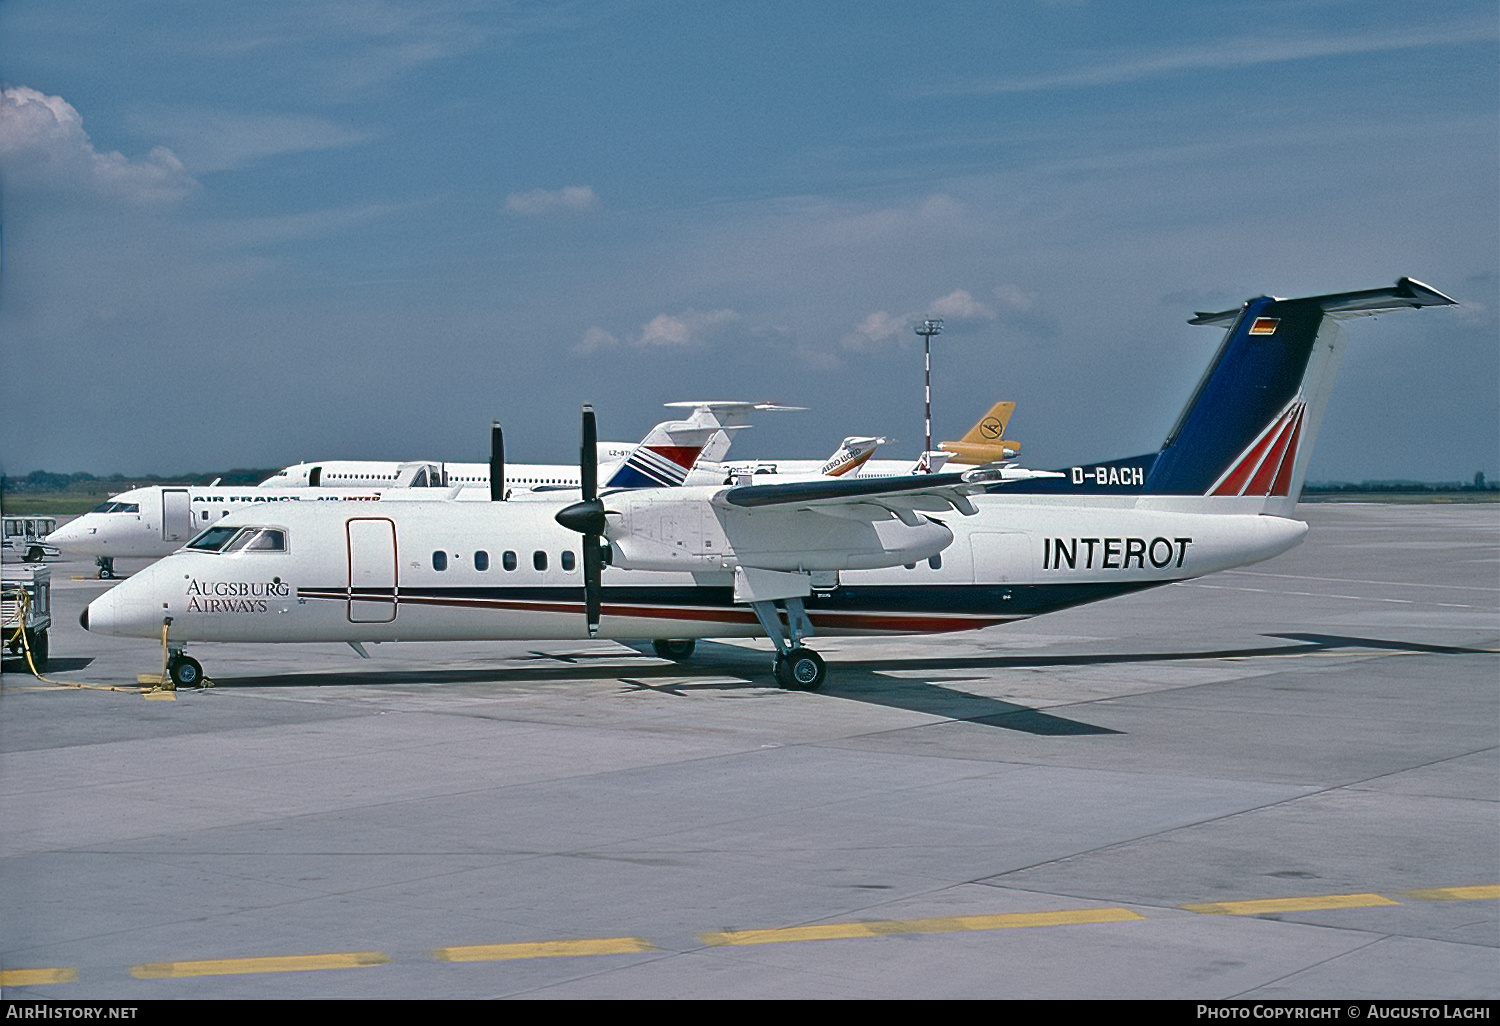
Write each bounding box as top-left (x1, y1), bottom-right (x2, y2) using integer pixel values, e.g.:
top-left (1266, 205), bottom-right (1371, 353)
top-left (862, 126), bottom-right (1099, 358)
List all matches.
top-left (81, 279), bottom-right (1455, 691)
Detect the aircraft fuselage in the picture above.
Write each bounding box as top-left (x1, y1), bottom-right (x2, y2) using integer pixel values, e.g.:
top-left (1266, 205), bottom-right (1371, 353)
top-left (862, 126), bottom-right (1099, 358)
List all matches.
top-left (82, 495), bottom-right (1307, 646)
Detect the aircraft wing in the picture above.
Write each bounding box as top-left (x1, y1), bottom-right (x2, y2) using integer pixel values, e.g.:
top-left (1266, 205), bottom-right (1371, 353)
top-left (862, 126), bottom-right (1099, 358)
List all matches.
top-left (715, 466), bottom-right (1061, 521)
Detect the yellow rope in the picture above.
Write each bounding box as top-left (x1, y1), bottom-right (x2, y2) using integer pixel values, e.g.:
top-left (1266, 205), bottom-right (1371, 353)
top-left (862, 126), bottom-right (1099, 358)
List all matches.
top-left (2, 590), bottom-right (208, 693)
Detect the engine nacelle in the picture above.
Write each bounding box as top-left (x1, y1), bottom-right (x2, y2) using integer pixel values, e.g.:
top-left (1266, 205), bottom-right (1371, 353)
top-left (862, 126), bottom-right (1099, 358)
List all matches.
top-left (603, 488), bottom-right (952, 573)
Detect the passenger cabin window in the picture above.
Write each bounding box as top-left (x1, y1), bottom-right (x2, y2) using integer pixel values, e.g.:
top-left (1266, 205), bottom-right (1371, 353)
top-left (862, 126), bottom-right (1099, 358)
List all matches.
top-left (561, 551), bottom-right (576, 572)
top-left (928, 554), bottom-right (942, 570)
top-left (432, 551), bottom-right (448, 571)
top-left (503, 551), bottom-right (517, 571)
top-left (533, 550), bottom-right (547, 571)
top-left (475, 551), bottom-right (489, 571)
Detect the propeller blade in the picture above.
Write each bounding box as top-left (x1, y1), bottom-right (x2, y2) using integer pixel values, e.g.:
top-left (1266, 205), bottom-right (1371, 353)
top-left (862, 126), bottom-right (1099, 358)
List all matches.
top-left (490, 421), bottom-right (505, 501)
top-left (583, 538), bottom-right (603, 637)
top-left (581, 404), bottom-right (598, 501)
top-left (568, 404), bottom-right (603, 637)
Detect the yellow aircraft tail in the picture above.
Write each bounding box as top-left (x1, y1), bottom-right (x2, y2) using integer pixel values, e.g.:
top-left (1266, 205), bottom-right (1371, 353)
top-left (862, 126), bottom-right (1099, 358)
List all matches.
top-left (939, 402), bottom-right (1020, 464)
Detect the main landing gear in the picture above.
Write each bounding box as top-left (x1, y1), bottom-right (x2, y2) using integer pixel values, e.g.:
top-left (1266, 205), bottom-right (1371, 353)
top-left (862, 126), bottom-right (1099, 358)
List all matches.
top-left (652, 638), bottom-right (697, 661)
top-left (749, 596), bottom-right (828, 691)
top-left (650, 604), bottom-right (828, 691)
top-left (773, 647), bottom-right (826, 691)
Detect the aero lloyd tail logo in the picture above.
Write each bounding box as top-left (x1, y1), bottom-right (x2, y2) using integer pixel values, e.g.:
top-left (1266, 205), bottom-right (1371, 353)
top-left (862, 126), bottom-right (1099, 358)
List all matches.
top-left (1249, 317), bottom-right (1280, 336)
top-left (822, 442), bottom-right (879, 477)
top-left (1210, 400), bottom-right (1305, 497)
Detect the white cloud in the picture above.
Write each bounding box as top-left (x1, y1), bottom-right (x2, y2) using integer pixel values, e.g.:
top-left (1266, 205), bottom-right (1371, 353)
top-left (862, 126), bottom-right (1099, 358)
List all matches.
top-left (0, 87), bottom-right (198, 204)
top-left (929, 289), bottom-right (996, 322)
top-left (126, 108), bottom-right (370, 173)
top-left (575, 326), bottom-right (621, 353)
top-left (994, 284), bottom-right (1036, 312)
top-left (637, 308), bottom-right (738, 347)
top-left (939, 21), bottom-right (1495, 96)
top-left (843, 288), bottom-right (999, 353)
top-left (575, 308), bottom-right (738, 353)
top-left (504, 185), bottom-right (600, 216)
top-left (841, 310), bottom-right (908, 352)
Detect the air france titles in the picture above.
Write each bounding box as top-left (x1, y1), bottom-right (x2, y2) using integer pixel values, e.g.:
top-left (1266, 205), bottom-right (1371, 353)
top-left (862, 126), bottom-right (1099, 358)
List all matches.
top-left (1044, 536), bottom-right (1192, 571)
top-left (185, 579), bottom-right (289, 613)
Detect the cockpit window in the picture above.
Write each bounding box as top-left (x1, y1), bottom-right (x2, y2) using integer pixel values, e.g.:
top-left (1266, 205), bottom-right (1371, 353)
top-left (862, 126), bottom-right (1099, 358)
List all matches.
top-left (225, 528), bottom-right (287, 552)
top-left (187, 526), bottom-right (244, 551)
top-left (242, 529), bottom-right (287, 551)
top-left (186, 525), bottom-right (288, 553)
top-left (91, 501), bottom-right (140, 514)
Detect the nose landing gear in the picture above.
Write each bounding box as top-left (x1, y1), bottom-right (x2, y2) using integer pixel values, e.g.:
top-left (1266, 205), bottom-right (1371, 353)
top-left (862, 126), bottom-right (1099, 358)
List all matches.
top-left (167, 653), bottom-right (204, 688)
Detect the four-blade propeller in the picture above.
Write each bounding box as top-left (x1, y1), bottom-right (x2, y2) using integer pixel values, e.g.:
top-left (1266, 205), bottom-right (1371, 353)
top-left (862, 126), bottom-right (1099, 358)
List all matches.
top-left (554, 404), bottom-right (608, 636)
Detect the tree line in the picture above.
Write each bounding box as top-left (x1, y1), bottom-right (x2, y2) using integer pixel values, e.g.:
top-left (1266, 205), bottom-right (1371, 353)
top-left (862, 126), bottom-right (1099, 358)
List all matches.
top-left (1, 469), bottom-right (282, 493)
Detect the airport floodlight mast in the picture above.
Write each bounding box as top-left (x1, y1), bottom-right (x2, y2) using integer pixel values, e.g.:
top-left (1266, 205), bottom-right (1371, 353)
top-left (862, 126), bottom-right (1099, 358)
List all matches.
top-left (915, 318), bottom-right (943, 472)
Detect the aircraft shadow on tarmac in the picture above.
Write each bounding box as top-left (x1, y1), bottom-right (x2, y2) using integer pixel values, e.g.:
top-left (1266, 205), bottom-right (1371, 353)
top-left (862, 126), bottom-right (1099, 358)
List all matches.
top-left (191, 632), bottom-right (1494, 737)
top-left (1, 656), bottom-right (96, 674)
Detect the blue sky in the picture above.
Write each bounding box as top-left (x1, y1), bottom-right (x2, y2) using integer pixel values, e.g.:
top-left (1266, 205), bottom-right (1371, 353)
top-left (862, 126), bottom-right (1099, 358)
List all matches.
top-left (2, 1), bottom-right (1495, 481)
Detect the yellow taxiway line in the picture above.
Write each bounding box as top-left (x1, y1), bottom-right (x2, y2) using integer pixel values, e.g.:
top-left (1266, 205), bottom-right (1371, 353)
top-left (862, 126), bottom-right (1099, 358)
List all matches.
top-left (1404, 885), bottom-right (1500, 902)
top-left (699, 907), bottom-right (1144, 947)
top-left (434, 937), bottom-right (656, 962)
top-left (131, 951), bottom-right (391, 979)
top-left (1182, 892), bottom-right (1400, 915)
top-left (8, 885), bottom-right (1489, 987)
top-left (1, 968), bottom-right (79, 986)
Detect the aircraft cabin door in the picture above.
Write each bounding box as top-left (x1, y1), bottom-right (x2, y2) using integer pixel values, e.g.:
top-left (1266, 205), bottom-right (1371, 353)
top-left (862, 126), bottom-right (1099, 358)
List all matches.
top-left (347, 517), bottom-right (398, 623)
top-left (161, 489), bottom-right (192, 543)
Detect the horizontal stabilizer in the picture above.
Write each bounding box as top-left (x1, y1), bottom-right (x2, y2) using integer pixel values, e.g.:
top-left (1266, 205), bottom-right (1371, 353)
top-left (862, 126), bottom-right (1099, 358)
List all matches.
top-left (1189, 277), bottom-right (1456, 326)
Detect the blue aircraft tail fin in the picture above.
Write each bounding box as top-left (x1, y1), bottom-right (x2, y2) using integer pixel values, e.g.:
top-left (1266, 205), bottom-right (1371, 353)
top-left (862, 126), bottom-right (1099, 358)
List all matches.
top-left (1143, 278), bottom-right (1455, 513)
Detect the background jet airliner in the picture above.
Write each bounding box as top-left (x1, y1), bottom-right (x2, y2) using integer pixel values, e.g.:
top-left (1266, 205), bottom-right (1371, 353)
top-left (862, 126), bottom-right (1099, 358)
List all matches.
top-left (81, 279), bottom-right (1455, 692)
top-left (691, 401), bottom-right (1023, 483)
top-left (47, 406), bottom-right (734, 574)
top-left (255, 402), bottom-right (796, 490)
top-left (940, 401), bottom-right (1020, 464)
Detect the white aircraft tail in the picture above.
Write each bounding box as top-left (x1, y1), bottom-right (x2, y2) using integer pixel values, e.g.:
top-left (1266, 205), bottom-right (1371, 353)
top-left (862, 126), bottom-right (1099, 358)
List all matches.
top-left (820, 436), bottom-right (888, 477)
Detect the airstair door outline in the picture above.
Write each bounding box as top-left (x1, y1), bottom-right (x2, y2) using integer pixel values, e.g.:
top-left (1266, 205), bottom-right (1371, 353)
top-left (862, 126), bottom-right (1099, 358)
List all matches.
top-left (347, 518), bottom-right (398, 623)
top-left (161, 489), bottom-right (192, 543)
